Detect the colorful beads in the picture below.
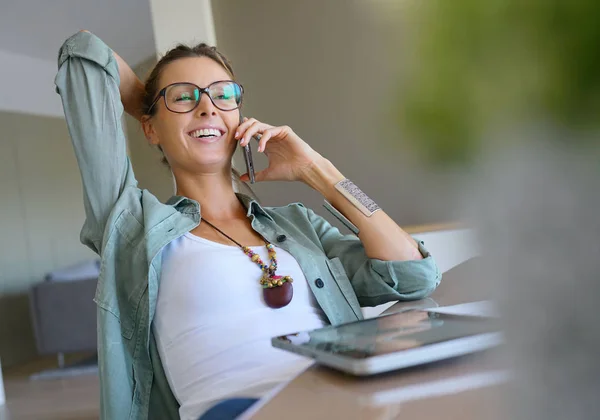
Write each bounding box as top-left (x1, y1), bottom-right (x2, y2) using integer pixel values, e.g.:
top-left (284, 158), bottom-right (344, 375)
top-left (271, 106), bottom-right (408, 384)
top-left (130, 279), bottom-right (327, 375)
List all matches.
top-left (259, 274), bottom-right (294, 288)
top-left (237, 241), bottom-right (293, 290)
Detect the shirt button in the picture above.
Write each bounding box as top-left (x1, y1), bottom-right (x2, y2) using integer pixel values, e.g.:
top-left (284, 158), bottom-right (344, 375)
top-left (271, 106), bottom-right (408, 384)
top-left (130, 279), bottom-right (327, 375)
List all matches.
top-left (315, 278), bottom-right (324, 288)
top-left (276, 234), bottom-right (287, 243)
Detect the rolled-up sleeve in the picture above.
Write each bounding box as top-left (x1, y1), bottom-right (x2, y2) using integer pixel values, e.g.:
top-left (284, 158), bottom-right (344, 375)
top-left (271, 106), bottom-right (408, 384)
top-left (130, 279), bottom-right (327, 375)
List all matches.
top-left (307, 208), bottom-right (442, 307)
top-left (55, 31), bottom-right (137, 254)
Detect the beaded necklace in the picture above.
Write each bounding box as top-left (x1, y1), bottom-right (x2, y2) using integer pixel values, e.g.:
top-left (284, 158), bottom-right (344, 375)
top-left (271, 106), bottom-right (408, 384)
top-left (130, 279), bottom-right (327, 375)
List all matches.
top-left (202, 219), bottom-right (293, 308)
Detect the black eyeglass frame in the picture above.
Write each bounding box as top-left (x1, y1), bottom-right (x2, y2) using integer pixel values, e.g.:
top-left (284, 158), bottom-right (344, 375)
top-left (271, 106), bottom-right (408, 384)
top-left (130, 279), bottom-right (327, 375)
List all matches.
top-left (147, 80), bottom-right (244, 114)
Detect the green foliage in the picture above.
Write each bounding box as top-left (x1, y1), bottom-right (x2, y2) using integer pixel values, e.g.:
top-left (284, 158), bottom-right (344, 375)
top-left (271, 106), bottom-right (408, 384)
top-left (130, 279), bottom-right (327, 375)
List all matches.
top-left (393, 0), bottom-right (600, 165)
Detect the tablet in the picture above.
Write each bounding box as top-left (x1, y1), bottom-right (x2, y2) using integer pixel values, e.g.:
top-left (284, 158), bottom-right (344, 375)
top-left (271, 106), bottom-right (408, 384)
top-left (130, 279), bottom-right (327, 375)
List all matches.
top-left (272, 310), bottom-right (502, 375)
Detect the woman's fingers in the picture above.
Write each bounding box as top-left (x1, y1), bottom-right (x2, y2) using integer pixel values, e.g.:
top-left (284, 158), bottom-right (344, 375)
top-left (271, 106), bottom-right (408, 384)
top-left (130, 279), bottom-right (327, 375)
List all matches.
top-left (256, 130), bottom-right (273, 152)
top-left (235, 117), bottom-right (257, 140)
top-left (258, 126), bottom-right (292, 151)
top-left (240, 120), bottom-right (260, 146)
top-left (235, 118), bottom-right (295, 153)
top-left (240, 120), bottom-right (272, 146)
top-left (256, 126), bottom-right (286, 151)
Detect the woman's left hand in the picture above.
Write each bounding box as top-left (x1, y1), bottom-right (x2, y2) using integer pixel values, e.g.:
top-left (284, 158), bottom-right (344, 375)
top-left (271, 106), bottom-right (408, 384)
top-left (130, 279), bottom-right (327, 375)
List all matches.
top-left (235, 117), bottom-right (324, 183)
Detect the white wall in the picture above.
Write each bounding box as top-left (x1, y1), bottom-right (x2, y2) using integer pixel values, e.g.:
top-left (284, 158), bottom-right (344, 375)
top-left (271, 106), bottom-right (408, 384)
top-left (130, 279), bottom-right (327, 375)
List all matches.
top-left (148, 0), bottom-right (216, 54)
top-left (0, 50), bottom-right (63, 118)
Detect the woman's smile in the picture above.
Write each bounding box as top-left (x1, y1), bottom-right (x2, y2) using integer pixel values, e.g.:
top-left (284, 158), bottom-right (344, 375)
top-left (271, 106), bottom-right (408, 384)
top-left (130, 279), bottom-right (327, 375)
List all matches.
top-left (187, 125), bottom-right (227, 144)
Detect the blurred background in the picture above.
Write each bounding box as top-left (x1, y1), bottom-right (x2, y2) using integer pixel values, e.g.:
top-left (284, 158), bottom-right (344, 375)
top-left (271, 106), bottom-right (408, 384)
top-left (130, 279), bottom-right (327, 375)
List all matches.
top-left (1, 0), bottom-right (598, 419)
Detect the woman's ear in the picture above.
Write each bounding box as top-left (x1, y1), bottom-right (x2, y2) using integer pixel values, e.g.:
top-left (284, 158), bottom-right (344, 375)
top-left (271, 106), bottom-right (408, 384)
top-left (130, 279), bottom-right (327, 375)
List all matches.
top-left (141, 115), bottom-right (160, 145)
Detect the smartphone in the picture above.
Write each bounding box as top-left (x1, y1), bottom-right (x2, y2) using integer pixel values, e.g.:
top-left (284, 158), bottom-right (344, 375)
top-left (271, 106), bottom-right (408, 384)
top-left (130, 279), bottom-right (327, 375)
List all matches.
top-left (239, 112), bottom-right (256, 184)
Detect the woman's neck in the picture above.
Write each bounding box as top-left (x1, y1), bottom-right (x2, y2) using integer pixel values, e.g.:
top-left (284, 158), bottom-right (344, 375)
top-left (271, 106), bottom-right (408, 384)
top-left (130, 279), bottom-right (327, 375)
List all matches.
top-left (174, 169), bottom-right (246, 222)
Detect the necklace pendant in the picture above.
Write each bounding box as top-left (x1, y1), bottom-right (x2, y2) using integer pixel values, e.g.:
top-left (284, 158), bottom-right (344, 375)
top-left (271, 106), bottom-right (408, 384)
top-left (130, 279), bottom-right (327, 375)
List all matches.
top-left (262, 275), bottom-right (293, 309)
top-left (202, 218), bottom-right (294, 308)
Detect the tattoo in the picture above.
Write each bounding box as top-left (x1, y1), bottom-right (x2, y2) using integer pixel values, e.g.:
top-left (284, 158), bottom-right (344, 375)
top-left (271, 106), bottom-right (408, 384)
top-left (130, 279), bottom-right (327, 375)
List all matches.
top-left (334, 179), bottom-right (381, 217)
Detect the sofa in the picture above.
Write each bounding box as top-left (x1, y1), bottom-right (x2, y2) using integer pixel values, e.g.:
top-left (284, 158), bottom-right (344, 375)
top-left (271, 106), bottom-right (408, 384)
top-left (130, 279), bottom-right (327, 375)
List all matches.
top-left (29, 260), bottom-right (99, 359)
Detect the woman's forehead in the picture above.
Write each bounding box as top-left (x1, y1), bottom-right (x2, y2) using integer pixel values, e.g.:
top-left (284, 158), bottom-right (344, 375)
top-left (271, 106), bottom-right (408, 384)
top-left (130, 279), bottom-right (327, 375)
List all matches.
top-left (159, 56), bottom-right (231, 88)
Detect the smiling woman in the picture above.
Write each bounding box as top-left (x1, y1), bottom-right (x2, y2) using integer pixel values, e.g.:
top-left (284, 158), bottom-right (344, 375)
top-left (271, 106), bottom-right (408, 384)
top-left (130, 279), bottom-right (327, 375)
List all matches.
top-left (54, 30), bottom-right (441, 420)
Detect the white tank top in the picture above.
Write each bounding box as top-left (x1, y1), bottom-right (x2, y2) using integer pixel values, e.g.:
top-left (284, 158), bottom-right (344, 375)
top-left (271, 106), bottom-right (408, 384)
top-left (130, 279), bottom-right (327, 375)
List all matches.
top-left (153, 232), bottom-right (326, 420)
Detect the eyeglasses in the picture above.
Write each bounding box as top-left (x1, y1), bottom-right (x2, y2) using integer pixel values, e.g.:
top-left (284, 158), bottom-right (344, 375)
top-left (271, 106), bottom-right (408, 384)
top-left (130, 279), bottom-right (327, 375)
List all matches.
top-left (147, 80), bottom-right (244, 114)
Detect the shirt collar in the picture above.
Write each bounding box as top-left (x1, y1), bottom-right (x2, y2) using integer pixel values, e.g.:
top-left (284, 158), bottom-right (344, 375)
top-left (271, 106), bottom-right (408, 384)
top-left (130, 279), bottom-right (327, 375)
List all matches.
top-left (165, 195), bottom-right (199, 215)
top-left (236, 193), bottom-right (274, 222)
top-left (166, 193), bottom-right (274, 222)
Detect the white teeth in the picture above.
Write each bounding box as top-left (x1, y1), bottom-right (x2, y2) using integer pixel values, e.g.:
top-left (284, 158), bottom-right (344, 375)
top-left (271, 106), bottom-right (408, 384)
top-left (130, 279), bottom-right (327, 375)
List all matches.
top-left (191, 128), bottom-right (222, 138)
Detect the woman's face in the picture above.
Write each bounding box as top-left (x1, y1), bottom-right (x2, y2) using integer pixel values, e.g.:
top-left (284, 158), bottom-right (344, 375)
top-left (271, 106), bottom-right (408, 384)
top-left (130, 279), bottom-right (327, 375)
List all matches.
top-left (144, 57), bottom-right (240, 173)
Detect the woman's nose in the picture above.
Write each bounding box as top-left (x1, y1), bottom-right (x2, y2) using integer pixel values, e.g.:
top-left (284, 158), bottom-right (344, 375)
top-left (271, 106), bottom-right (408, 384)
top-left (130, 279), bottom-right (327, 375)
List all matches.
top-left (194, 91), bottom-right (217, 116)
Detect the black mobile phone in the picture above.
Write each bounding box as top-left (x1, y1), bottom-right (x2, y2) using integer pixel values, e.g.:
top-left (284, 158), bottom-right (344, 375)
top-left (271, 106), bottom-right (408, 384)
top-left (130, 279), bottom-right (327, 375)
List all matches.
top-left (239, 113), bottom-right (256, 184)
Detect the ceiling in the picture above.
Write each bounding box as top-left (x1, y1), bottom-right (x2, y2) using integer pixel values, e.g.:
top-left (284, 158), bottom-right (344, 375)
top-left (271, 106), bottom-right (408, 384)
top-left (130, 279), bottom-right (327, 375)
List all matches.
top-left (0, 0), bottom-right (156, 66)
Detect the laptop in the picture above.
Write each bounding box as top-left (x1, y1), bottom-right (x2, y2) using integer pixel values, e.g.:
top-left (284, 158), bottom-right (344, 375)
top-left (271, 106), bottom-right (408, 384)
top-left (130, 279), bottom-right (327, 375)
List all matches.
top-left (272, 309), bottom-right (502, 376)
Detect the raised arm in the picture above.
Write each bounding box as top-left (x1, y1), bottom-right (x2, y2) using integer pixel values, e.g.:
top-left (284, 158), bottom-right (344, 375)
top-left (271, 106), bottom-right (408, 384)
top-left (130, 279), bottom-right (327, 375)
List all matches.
top-left (55, 31), bottom-right (139, 254)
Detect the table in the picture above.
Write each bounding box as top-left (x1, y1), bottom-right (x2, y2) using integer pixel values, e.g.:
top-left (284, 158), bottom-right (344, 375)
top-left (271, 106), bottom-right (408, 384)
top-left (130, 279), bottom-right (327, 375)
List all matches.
top-left (245, 258), bottom-right (509, 420)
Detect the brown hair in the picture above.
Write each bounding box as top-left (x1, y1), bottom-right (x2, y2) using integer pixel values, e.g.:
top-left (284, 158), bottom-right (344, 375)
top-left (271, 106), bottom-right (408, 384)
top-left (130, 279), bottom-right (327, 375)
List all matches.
top-left (143, 43), bottom-right (257, 200)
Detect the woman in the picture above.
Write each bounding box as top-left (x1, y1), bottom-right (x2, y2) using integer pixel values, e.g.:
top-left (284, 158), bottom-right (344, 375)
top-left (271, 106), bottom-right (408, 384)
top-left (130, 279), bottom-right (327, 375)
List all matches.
top-left (55, 31), bottom-right (440, 420)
